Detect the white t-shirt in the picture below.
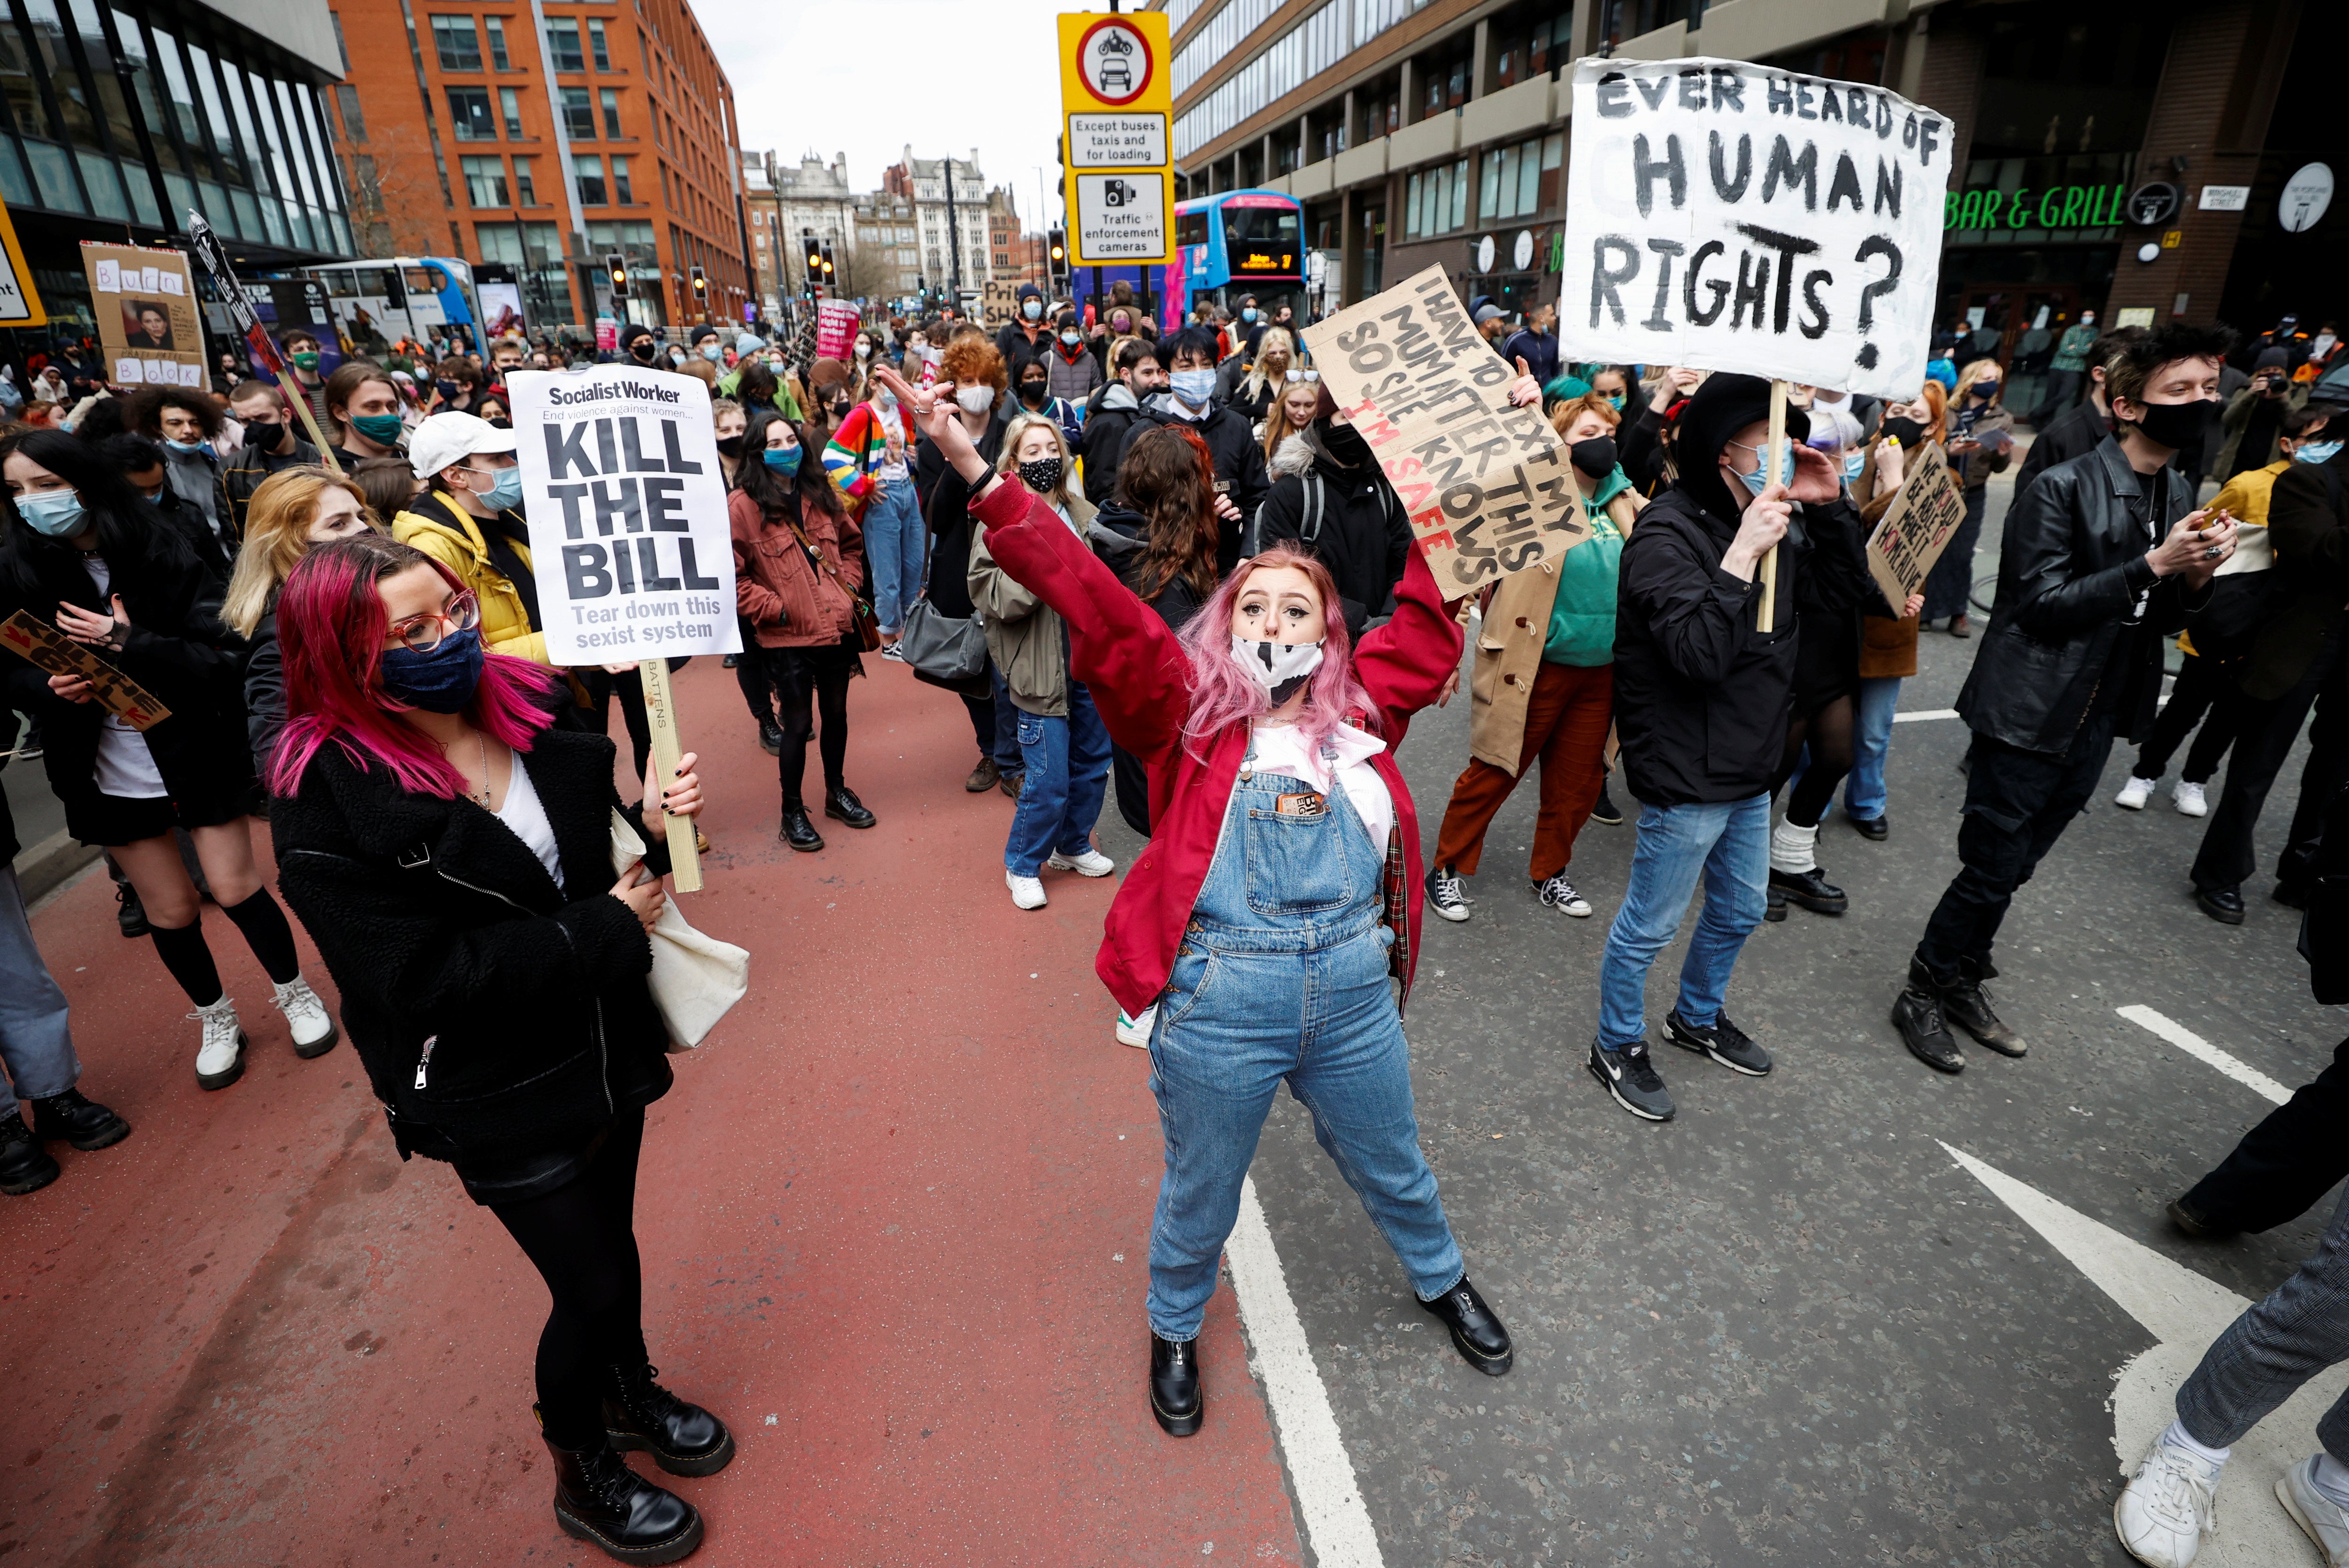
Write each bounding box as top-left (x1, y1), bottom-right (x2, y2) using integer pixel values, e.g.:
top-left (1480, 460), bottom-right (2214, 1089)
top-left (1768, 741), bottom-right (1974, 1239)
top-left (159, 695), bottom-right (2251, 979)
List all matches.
top-left (1239, 720), bottom-right (1394, 849)
top-left (492, 753), bottom-right (565, 891)
top-left (80, 557), bottom-right (169, 800)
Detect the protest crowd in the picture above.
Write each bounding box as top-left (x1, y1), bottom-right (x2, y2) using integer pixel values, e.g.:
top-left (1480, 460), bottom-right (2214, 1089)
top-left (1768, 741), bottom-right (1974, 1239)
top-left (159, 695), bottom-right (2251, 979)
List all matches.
top-left (8, 49), bottom-right (2349, 1568)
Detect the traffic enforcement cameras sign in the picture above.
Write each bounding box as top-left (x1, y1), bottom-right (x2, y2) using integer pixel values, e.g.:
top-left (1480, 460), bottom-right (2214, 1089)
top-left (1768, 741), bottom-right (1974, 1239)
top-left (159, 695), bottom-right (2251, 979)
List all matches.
top-left (1060, 10), bottom-right (1171, 265)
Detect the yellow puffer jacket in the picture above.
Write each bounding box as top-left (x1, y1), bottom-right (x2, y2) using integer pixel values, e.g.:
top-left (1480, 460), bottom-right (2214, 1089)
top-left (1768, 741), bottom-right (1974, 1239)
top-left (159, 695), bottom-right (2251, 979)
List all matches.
top-left (391, 489), bottom-right (550, 666)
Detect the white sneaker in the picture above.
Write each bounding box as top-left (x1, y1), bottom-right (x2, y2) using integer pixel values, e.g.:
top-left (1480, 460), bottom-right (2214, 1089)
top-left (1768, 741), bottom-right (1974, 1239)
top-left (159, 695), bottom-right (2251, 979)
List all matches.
top-left (2116, 775), bottom-right (2158, 811)
top-left (1007, 871), bottom-right (1047, 910)
top-left (192, 997), bottom-right (247, 1091)
top-left (2280, 1456), bottom-right (2349, 1566)
top-left (1047, 848), bottom-right (1116, 877)
top-left (2173, 780), bottom-right (2210, 818)
top-left (272, 976), bottom-right (339, 1059)
top-left (2114, 1433), bottom-right (2219, 1568)
top-left (1115, 1006), bottom-right (1157, 1049)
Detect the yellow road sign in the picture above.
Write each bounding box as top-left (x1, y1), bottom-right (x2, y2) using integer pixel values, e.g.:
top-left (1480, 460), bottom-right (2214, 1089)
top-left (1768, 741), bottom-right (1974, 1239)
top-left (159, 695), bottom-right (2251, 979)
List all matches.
top-left (0, 193), bottom-right (46, 327)
top-left (1060, 10), bottom-right (1171, 266)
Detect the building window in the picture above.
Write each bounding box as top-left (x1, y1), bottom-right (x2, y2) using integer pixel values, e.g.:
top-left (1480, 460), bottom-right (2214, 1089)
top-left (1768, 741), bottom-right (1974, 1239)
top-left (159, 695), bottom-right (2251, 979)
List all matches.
top-left (545, 18), bottom-right (584, 72)
top-left (610, 153), bottom-right (631, 203)
top-left (513, 154), bottom-right (537, 205)
top-left (1405, 157), bottom-right (1469, 237)
top-left (431, 16), bottom-right (482, 71)
top-left (600, 87), bottom-right (622, 138)
top-left (561, 86), bottom-right (595, 140)
top-left (1479, 132), bottom-right (1561, 222)
top-left (485, 16), bottom-right (513, 69)
top-left (587, 19), bottom-right (611, 70)
top-left (447, 86), bottom-right (497, 141)
top-left (461, 154), bottom-right (509, 207)
top-left (334, 83), bottom-right (367, 142)
top-left (499, 86), bottom-right (524, 138)
top-left (575, 153), bottom-right (606, 205)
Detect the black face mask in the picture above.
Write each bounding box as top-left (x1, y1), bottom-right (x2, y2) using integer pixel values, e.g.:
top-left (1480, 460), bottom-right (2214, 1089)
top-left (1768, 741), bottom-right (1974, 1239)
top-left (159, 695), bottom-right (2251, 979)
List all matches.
top-left (244, 416), bottom-right (283, 443)
top-left (629, 342), bottom-right (656, 364)
top-left (714, 433), bottom-right (744, 459)
top-left (1318, 418), bottom-right (1370, 466)
top-left (2130, 396), bottom-right (2221, 453)
top-left (1569, 436), bottom-right (1619, 480)
top-left (1019, 381), bottom-right (1048, 404)
top-left (1879, 416), bottom-right (1927, 451)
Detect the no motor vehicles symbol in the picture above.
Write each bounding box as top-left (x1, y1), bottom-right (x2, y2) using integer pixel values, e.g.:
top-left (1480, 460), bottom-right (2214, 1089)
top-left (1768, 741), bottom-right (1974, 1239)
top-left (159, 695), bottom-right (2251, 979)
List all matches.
top-left (1076, 18), bottom-right (1152, 107)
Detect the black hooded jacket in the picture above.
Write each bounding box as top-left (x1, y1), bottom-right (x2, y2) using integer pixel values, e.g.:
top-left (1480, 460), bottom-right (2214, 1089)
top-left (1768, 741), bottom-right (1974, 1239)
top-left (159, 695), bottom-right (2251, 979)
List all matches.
top-left (1087, 503), bottom-right (1211, 633)
top-left (1251, 428), bottom-right (1412, 639)
top-left (1116, 393), bottom-right (1269, 573)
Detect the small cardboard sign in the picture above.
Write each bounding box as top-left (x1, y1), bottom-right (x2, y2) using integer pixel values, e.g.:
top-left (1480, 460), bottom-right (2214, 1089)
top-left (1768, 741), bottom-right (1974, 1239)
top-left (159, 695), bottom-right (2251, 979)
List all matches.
top-left (1863, 441), bottom-right (1967, 606)
top-left (0, 611), bottom-right (171, 730)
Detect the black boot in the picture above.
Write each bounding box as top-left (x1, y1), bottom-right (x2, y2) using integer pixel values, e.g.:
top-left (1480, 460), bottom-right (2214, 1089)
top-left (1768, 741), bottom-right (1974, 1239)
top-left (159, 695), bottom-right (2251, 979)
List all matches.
top-left (1764, 882), bottom-right (1788, 922)
top-left (542, 1421), bottom-right (703, 1565)
top-left (757, 719), bottom-right (783, 757)
top-left (823, 784), bottom-right (876, 829)
top-left (1149, 1333), bottom-right (1202, 1437)
top-left (1420, 1275), bottom-right (1513, 1376)
top-left (30, 1087), bottom-right (130, 1151)
top-left (779, 807), bottom-right (825, 852)
top-left (115, 878), bottom-right (150, 939)
top-left (1768, 865), bottom-right (1849, 915)
top-left (604, 1358), bottom-right (734, 1477)
top-left (0, 1112), bottom-right (60, 1196)
top-left (1892, 960), bottom-right (1965, 1074)
top-left (1942, 960), bottom-right (2027, 1056)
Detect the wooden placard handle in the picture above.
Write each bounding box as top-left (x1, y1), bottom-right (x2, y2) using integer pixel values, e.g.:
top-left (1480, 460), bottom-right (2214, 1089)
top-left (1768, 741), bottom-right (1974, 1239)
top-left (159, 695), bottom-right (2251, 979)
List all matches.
top-left (636, 657), bottom-right (701, 893)
top-left (1756, 379), bottom-right (1788, 634)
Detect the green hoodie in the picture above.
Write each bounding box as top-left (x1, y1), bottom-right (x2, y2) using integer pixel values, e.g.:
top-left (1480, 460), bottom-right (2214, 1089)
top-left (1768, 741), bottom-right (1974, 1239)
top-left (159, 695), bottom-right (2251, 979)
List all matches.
top-left (1543, 467), bottom-right (1630, 665)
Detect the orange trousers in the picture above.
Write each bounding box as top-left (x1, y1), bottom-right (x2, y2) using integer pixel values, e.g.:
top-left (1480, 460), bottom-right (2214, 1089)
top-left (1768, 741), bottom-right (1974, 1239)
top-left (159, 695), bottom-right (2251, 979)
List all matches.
top-left (1433, 660), bottom-right (1614, 881)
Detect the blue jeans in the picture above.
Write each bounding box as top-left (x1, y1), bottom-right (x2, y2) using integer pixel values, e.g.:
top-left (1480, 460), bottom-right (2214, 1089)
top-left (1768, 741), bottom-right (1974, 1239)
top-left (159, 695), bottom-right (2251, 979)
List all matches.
top-left (1144, 757), bottom-right (1463, 1340)
top-left (1843, 675), bottom-right (1904, 823)
top-left (0, 865), bottom-right (78, 1120)
top-left (987, 664), bottom-right (1022, 773)
top-left (861, 482), bottom-right (925, 633)
top-left (1597, 794), bottom-right (1770, 1049)
top-left (1004, 681), bottom-right (1113, 876)
top-left (2176, 1181), bottom-right (2349, 1461)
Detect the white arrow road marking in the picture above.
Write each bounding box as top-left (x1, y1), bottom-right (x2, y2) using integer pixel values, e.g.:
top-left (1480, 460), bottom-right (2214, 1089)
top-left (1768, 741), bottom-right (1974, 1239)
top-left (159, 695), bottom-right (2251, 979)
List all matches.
top-left (1892, 709), bottom-right (1960, 722)
top-left (2117, 1006), bottom-right (2294, 1106)
top-left (1940, 1142), bottom-right (2343, 1567)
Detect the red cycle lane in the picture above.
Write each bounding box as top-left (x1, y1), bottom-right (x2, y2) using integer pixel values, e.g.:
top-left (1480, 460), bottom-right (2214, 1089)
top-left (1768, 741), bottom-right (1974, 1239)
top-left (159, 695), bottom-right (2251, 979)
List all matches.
top-left (2, 658), bottom-right (1306, 1568)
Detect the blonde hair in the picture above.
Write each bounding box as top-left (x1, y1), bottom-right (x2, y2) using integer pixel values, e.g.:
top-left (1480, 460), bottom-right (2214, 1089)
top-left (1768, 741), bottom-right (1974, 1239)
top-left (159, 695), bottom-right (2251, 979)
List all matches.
top-left (994, 412), bottom-right (1077, 508)
top-left (1240, 327), bottom-right (1295, 402)
top-left (222, 466), bottom-right (384, 636)
top-left (1954, 357), bottom-right (2004, 406)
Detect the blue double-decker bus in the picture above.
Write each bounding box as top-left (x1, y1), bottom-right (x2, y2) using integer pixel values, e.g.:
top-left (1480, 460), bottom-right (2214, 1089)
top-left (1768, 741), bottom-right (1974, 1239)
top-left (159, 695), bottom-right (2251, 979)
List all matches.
top-left (1160, 189), bottom-right (1305, 332)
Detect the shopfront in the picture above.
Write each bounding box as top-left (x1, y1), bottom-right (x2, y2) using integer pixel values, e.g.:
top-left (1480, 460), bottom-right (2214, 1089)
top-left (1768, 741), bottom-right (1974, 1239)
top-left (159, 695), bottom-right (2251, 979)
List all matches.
top-left (1939, 155), bottom-right (2131, 407)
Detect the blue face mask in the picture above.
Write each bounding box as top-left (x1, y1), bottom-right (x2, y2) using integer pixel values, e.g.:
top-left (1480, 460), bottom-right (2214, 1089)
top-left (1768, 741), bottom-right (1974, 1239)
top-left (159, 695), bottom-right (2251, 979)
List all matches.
top-left (1842, 450), bottom-right (1865, 481)
top-left (1022, 299), bottom-right (1043, 321)
top-left (144, 488), bottom-right (166, 505)
top-left (1059, 330), bottom-right (1082, 346)
top-left (1169, 368), bottom-right (1217, 408)
top-left (164, 437), bottom-right (208, 456)
top-left (1241, 308), bottom-right (1259, 323)
top-left (1727, 441), bottom-right (1797, 496)
top-left (762, 445), bottom-right (802, 476)
top-left (2298, 441), bottom-right (2343, 465)
top-left (15, 488), bottom-right (86, 537)
top-left (469, 464), bottom-right (524, 512)
top-left (701, 344), bottom-right (722, 362)
top-left (378, 624), bottom-right (484, 713)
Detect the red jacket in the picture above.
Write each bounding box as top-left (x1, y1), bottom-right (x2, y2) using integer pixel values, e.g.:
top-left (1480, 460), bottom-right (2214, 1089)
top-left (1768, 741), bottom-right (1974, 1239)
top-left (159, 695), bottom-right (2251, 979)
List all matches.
top-left (730, 489), bottom-right (865, 649)
top-left (968, 479), bottom-right (1463, 1017)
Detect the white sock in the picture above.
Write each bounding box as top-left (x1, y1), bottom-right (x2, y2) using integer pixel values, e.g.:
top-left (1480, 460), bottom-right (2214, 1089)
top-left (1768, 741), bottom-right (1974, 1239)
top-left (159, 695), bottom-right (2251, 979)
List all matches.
top-left (2312, 1452), bottom-right (2349, 1511)
top-left (1769, 818), bottom-right (1819, 875)
top-left (2159, 1418), bottom-right (2230, 1476)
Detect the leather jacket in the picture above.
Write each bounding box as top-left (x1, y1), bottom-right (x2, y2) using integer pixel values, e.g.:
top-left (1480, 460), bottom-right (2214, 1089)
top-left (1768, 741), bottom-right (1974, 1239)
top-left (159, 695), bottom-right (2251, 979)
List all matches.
top-left (1957, 437), bottom-right (2211, 754)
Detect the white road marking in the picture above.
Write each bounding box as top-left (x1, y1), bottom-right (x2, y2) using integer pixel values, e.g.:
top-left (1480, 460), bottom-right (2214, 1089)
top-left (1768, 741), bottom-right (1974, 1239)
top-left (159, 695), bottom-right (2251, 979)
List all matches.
top-left (1227, 1176), bottom-right (1387, 1568)
top-left (1892, 708), bottom-right (1960, 722)
top-left (1941, 1142), bottom-right (2339, 1568)
top-left (2117, 1005), bottom-right (2292, 1105)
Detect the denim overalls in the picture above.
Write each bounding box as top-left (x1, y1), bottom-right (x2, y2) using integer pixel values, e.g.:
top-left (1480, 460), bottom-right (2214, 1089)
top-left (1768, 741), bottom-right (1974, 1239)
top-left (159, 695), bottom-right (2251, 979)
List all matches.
top-left (1144, 734), bottom-right (1465, 1341)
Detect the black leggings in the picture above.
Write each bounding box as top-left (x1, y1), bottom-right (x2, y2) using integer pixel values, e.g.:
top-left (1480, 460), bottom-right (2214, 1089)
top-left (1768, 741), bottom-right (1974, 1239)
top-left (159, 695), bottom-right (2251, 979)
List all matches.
top-left (762, 647), bottom-right (853, 808)
top-left (734, 618), bottom-right (775, 728)
top-left (577, 666), bottom-right (654, 781)
top-left (487, 1109), bottom-right (647, 1449)
top-left (1775, 694), bottom-right (1858, 829)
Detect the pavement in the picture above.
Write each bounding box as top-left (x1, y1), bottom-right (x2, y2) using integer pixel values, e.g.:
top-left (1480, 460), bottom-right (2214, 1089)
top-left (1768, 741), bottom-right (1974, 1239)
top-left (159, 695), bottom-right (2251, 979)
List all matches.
top-left (7, 451), bottom-right (2344, 1567)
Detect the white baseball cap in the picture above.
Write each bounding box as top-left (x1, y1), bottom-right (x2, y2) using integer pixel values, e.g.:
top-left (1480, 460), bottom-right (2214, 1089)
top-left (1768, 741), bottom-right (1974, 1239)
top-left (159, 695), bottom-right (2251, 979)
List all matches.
top-left (409, 410), bottom-right (517, 480)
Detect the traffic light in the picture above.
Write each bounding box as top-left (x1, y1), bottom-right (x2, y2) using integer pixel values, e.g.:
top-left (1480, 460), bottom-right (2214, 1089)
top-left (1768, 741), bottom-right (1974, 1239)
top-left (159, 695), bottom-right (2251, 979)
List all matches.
top-left (606, 251), bottom-right (628, 300)
top-left (1047, 228), bottom-right (1069, 290)
top-left (820, 244), bottom-right (836, 284)
top-left (689, 264), bottom-right (708, 309)
top-left (804, 234), bottom-right (823, 288)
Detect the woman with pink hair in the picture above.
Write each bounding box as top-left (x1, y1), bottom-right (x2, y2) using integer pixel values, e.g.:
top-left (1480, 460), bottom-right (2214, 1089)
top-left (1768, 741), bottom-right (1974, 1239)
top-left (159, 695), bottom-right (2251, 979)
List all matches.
top-left (875, 363), bottom-right (1518, 1438)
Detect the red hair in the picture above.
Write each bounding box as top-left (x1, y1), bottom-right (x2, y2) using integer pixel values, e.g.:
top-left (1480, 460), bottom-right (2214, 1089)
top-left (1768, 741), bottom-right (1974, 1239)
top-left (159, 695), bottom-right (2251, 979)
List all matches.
top-left (1174, 544), bottom-right (1379, 759)
top-left (267, 536), bottom-right (562, 798)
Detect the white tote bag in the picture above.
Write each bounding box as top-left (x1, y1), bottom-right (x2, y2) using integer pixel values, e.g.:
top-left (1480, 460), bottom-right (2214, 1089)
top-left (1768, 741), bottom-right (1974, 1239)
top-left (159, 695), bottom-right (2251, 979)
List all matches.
top-left (609, 810), bottom-right (749, 1051)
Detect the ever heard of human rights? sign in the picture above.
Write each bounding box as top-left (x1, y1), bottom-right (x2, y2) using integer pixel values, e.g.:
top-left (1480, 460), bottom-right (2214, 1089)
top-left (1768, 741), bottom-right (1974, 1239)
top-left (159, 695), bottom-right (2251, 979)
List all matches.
top-left (507, 366), bottom-right (742, 667)
top-left (1560, 57), bottom-right (1953, 402)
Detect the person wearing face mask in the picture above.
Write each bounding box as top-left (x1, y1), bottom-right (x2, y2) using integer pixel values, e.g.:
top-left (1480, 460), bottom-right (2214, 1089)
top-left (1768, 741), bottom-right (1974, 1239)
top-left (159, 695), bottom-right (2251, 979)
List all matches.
top-left (1120, 327), bottom-right (1268, 574)
top-left (1499, 304), bottom-right (1562, 390)
top-left (1011, 358), bottom-right (1082, 452)
top-left (1259, 374), bottom-right (1322, 468)
top-left (1043, 310), bottom-right (1103, 412)
top-left (1587, 365), bottom-right (1635, 417)
top-left (1254, 383), bottom-right (1413, 641)
top-left (323, 362), bottom-right (409, 471)
top-left (2215, 347), bottom-right (2312, 482)
top-left (1090, 303), bottom-right (1142, 376)
top-left (125, 385), bottom-right (232, 548)
top-left (913, 336), bottom-right (1023, 794)
top-left (821, 379), bottom-right (921, 649)
top-left (1426, 392), bottom-right (1642, 928)
top-left (1590, 373), bottom-right (1864, 1122)
top-left (222, 467), bottom-right (386, 770)
top-left (430, 356), bottom-right (483, 418)
top-left (967, 414), bottom-right (1111, 909)
top-left (994, 283), bottom-right (1054, 373)
top-left (1082, 340), bottom-right (1166, 506)
top-left (1893, 323), bottom-right (2238, 1075)
top-left (1226, 327), bottom-right (1295, 428)
top-left (1919, 359), bottom-right (2018, 637)
top-left (265, 535), bottom-right (726, 1566)
top-left (885, 356), bottom-right (1515, 1430)
top-left (0, 428), bottom-right (338, 1089)
top-left (222, 380), bottom-right (321, 537)
top-left (279, 330), bottom-right (332, 432)
top-left (392, 413), bottom-right (550, 665)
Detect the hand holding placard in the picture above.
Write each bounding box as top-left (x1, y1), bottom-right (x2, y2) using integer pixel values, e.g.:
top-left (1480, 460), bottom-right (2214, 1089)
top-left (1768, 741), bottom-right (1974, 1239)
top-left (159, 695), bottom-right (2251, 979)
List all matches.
top-left (0, 611), bottom-right (171, 729)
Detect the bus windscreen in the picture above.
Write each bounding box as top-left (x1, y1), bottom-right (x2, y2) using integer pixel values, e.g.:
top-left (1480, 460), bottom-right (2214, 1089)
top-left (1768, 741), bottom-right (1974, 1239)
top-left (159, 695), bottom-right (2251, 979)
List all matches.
top-left (1221, 201), bottom-right (1301, 276)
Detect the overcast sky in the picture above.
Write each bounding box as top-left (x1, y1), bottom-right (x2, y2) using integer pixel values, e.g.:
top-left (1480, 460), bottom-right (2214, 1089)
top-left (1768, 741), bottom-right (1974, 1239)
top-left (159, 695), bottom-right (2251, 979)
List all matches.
top-left (701, 0), bottom-right (1080, 235)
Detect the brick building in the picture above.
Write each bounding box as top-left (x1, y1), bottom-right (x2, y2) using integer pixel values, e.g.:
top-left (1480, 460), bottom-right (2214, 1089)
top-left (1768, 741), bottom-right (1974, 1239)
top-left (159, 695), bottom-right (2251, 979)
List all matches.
top-left (328, 0), bottom-right (750, 335)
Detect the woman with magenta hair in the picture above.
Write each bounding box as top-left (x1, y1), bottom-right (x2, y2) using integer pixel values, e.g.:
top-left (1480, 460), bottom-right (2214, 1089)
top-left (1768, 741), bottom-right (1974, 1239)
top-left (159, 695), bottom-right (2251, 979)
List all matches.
top-left (875, 363), bottom-right (1520, 1438)
top-left (266, 535), bottom-right (725, 1565)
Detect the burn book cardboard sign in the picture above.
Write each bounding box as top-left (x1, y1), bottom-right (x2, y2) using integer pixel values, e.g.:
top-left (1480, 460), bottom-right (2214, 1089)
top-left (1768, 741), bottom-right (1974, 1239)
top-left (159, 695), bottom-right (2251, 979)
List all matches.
top-left (507, 367), bottom-right (742, 665)
top-left (1301, 266), bottom-right (1586, 596)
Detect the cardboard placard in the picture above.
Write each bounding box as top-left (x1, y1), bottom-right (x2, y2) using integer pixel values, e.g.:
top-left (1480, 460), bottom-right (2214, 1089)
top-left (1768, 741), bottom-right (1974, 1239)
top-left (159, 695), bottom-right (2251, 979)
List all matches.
top-left (0, 612), bottom-right (171, 730)
top-left (1558, 56), bottom-right (1953, 401)
top-left (83, 242), bottom-right (206, 389)
top-left (981, 279), bottom-right (1021, 329)
top-left (1863, 441), bottom-right (1966, 606)
top-left (1301, 265), bottom-right (1587, 596)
